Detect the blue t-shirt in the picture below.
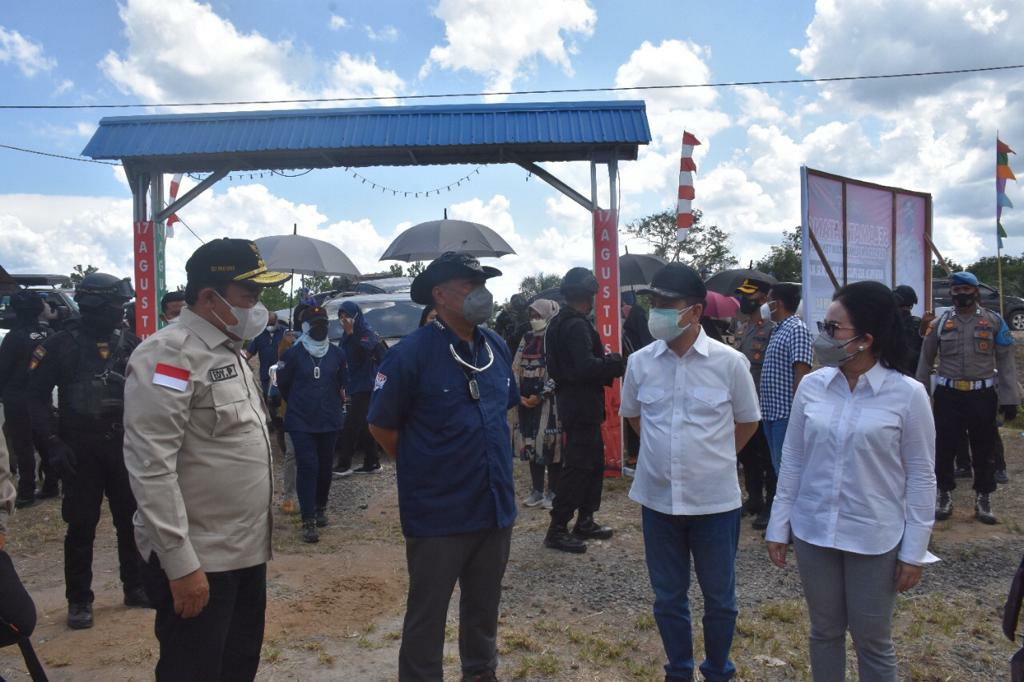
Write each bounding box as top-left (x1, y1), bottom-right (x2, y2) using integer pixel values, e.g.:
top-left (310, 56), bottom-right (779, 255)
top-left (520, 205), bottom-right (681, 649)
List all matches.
top-left (278, 343), bottom-right (349, 433)
top-left (367, 320), bottom-right (519, 538)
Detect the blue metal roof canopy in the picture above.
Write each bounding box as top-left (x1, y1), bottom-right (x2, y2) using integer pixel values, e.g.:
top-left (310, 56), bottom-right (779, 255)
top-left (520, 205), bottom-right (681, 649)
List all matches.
top-left (83, 100), bottom-right (651, 173)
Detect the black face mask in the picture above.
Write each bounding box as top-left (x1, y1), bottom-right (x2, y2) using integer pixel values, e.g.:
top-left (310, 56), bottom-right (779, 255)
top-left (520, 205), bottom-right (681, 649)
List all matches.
top-left (80, 302), bottom-right (124, 334)
top-left (308, 325), bottom-right (328, 342)
top-left (739, 297), bottom-right (760, 314)
top-left (952, 293), bottom-right (977, 308)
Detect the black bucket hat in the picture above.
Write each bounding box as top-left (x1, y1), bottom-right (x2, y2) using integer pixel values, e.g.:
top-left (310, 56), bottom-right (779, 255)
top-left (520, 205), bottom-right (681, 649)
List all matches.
top-left (410, 252), bottom-right (501, 305)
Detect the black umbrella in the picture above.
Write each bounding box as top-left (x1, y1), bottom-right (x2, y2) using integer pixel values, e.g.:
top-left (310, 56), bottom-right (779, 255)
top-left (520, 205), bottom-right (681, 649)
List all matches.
top-left (619, 253), bottom-right (667, 290)
top-left (704, 268), bottom-right (778, 296)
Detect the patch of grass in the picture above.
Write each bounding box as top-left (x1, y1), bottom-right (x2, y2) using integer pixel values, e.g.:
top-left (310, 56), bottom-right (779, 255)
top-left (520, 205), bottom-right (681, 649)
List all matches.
top-left (356, 635), bottom-right (384, 650)
top-left (500, 629), bottom-right (538, 654)
top-left (261, 645), bottom-right (282, 663)
top-left (623, 657), bottom-right (660, 680)
top-left (633, 612), bottom-right (656, 632)
top-left (317, 650), bottom-right (335, 666)
top-left (759, 600), bottom-right (803, 624)
top-left (384, 629), bottom-right (402, 641)
top-left (512, 652), bottom-right (561, 679)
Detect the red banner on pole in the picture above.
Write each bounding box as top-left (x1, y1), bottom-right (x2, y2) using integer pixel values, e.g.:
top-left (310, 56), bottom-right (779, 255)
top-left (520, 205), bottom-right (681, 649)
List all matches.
top-left (134, 221), bottom-right (158, 339)
top-left (592, 208), bottom-right (622, 477)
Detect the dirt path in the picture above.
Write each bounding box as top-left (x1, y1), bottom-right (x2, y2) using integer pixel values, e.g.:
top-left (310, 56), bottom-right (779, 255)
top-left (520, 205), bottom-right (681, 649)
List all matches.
top-left (3, 431), bottom-right (1024, 680)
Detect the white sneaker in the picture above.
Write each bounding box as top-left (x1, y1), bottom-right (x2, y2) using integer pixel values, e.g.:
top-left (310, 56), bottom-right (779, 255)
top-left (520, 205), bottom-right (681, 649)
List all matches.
top-left (332, 468), bottom-right (353, 479)
top-left (542, 491), bottom-right (555, 510)
top-left (522, 490), bottom-right (544, 507)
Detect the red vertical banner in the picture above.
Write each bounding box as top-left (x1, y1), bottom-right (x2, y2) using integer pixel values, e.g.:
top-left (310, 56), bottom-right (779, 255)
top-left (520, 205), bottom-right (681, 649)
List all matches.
top-left (592, 208), bottom-right (622, 477)
top-left (134, 221), bottom-right (158, 339)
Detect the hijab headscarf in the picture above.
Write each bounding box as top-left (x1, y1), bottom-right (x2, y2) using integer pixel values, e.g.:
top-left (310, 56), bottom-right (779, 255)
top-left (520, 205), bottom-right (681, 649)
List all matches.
top-left (528, 298), bottom-right (559, 322)
top-left (339, 300), bottom-right (371, 337)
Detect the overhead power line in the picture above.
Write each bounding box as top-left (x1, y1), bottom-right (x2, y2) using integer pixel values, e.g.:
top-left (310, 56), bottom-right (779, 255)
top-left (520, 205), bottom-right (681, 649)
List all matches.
top-left (0, 143), bottom-right (120, 165)
top-left (0, 64), bottom-right (1020, 110)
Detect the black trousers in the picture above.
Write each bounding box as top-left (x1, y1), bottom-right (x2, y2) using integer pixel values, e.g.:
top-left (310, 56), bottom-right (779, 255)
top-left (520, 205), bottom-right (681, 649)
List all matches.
top-left (399, 526), bottom-right (512, 682)
top-left (336, 391), bottom-right (377, 470)
top-left (935, 386), bottom-right (998, 494)
top-left (529, 461), bottom-right (562, 493)
top-left (141, 553), bottom-right (266, 682)
top-left (737, 422), bottom-right (775, 512)
top-left (62, 431), bottom-right (141, 603)
top-left (550, 421), bottom-right (605, 527)
top-left (953, 421), bottom-right (1006, 472)
top-left (0, 551), bottom-right (36, 647)
top-left (3, 402), bottom-right (54, 499)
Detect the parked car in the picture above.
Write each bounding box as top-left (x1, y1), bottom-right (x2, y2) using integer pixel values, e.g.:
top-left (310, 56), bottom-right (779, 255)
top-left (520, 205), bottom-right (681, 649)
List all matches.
top-left (0, 273), bottom-right (79, 332)
top-left (320, 292), bottom-right (425, 347)
top-left (932, 278), bottom-right (1024, 331)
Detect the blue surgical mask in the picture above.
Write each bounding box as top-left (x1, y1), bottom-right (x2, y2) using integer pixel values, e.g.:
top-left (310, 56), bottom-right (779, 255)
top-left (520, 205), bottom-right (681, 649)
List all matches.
top-left (648, 305), bottom-right (694, 342)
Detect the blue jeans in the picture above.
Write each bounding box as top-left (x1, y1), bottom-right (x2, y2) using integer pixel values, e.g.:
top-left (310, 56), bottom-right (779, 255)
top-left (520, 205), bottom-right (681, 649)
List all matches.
top-left (289, 431), bottom-right (338, 521)
top-left (762, 418), bottom-right (789, 475)
top-left (642, 505), bottom-right (741, 682)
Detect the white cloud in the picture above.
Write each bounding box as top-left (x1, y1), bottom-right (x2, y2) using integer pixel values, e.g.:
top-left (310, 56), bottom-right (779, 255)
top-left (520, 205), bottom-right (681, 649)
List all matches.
top-left (734, 86), bottom-right (789, 127)
top-left (0, 26), bottom-right (55, 77)
top-left (421, 0), bottom-right (596, 97)
top-left (328, 14), bottom-right (348, 30)
top-left (364, 25), bottom-right (399, 42)
top-left (99, 0), bottom-right (406, 109)
top-left (52, 78), bottom-right (74, 96)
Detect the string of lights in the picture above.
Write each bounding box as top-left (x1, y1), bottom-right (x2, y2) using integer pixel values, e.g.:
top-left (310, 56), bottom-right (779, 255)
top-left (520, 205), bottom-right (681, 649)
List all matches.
top-left (344, 166), bottom-right (481, 197)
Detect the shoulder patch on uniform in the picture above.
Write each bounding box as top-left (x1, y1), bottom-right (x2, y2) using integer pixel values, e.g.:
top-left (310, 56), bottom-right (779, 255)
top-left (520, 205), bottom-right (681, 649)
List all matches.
top-left (374, 371), bottom-right (387, 391)
top-left (28, 345), bottom-right (46, 370)
top-left (208, 364), bottom-right (239, 382)
top-left (154, 363), bottom-right (190, 391)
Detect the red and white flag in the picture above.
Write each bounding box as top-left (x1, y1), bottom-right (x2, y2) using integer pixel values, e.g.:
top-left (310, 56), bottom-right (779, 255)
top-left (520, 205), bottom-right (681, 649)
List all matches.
top-left (677, 131), bottom-right (701, 242)
top-left (153, 362), bottom-right (189, 392)
top-left (166, 173), bottom-right (183, 238)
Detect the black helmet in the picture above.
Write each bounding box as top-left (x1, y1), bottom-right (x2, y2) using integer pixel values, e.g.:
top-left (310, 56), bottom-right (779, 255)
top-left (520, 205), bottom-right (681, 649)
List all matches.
top-left (11, 290), bottom-right (44, 317)
top-left (893, 285), bottom-right (918, 307)
top-left (560, 267), bottom-right (598, 300)
top-left (75, 273), bottom-right (134, 304)
top-left (509, 293), bottom-right (528, 310)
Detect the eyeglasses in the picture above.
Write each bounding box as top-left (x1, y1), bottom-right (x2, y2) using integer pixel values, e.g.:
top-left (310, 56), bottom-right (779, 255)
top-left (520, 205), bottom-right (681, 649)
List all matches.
top-left (817, 320), bottom-right (857, 338)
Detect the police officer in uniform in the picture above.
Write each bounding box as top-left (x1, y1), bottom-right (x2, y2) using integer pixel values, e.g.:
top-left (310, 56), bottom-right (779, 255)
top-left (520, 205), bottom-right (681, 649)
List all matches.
top-left (544, 267), bottom-right (626, 553)
top-left (916, 271), bottom-right (1019, 524)
top-left (733, 278), bottom-right (776, 530)
top-left (26, 273), bottom-right (148, 629)
top-left (0, 290), bottom-right (58, 506)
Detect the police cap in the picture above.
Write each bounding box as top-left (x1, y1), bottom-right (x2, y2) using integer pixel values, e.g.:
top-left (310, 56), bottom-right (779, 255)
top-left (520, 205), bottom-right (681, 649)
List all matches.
top-left (410, 252), bottom-right (501, 305)
top-left (950, 271), bottom-right (979, 288)
top-left (186, 238), bottom-right (290, 288)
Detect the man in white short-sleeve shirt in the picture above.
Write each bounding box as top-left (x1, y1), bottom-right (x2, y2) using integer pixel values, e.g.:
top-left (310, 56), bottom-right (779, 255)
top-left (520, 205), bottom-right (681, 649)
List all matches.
top-left (620, 262), bottom-right (760, 682)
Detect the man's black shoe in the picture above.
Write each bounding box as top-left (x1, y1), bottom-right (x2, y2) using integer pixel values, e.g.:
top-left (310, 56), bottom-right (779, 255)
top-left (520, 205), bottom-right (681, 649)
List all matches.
top-left (463, 670), bottom-right (498, 682)
top-left (935, 490), bottom-right (953, 520)
top-left (954, 466), bottom-right (972, 479)
top-left (544, 526), bottom-right (587, 553)
top-left (573, 516), bottom-right (613, 540)
top-left (752, 511), bottom-right (770, 531)
top-left (68, 602), bottom-right (94, 629)
top-left (14, 495), bottom-right (36, 509)
top-left (315, 507), bottom-right (329, 527)
top-left (975, 493), bottom-right (997, 525)
top-left (124, 586), bottom-right (152, 608)
top-left (995, 469), bottom-right (1010, 485)
top-left (302, 519), bottom-right (319, 543)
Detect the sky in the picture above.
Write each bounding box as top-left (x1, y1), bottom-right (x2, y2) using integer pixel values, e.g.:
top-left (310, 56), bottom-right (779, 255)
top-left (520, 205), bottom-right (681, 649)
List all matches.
top-left (0, 0), bottom-right (1022, 301)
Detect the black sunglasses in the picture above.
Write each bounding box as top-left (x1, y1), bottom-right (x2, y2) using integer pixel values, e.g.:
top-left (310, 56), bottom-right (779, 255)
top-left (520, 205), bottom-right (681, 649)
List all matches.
top-left (816, 320), bottom-right (857, 338)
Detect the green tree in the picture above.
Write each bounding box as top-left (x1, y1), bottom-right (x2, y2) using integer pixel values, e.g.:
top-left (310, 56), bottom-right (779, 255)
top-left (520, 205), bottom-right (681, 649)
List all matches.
top-left (754, 226), bottom-right (802, 282)
top-left (388, 263), bottom-right (405, 276)
top-left (302, 274), bottom-right (333, 294)
top-left (407, 261), bottom-right (426, 277)
top-left (260, 285), bottom-right (293, 313)
top-left (931, 257), bottom-right (964, 278)
top-left (965, 255), bottom-right (1024, 295)
top-left (624, 209), bottom-right (737, 274)
top-left (519, 273), bottom-right (562, 298)
top-left (69, 264), bottom-right (98, 286)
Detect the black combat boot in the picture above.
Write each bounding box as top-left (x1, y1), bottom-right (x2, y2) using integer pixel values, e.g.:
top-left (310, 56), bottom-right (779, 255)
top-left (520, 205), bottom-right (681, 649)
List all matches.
top-left (975, 493), bottom-right (997, 525)
top-left (315, 506), bottom-right (329, 528)
top-left (935, 490), bottom-right (953, 520)
top-left (302, 519), bottom-right (320, 543)
top-left (572, 515), bottom-right (613, 540)
top-left (68, 602), bottom-right (93, 630)
top-left (544, 524), bottom-right (586, 554)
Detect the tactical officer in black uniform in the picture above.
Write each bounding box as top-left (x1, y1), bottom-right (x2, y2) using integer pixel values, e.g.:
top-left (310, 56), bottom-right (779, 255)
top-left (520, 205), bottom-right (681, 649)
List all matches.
top-left (26, 273), bottom-right (149, 629)
top-left (0, 290), bottom-right (58, 506)
top-left (894, 284), bottom-right (924, 376)
top-left (544, 267), bottom-right (626, 553)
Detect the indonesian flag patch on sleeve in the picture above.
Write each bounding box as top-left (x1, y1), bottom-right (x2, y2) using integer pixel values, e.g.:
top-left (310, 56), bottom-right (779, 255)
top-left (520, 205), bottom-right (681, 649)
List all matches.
top-left (153, 363), bottom-right (190, 392)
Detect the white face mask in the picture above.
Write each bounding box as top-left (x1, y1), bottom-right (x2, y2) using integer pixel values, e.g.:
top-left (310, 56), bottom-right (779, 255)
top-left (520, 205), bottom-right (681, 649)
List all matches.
top-left (530, 319), bottom-right (548, 332)
top-left (760, 302), bottom-right (773, 320)
top-left (213, 292), bottom-right (269, 340)
top-left (165, 317), bottom-right (179, 325)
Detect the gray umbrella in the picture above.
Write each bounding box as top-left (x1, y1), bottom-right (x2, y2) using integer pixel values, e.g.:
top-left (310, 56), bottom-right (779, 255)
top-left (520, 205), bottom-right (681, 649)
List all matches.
top-left (254, 234), bottom-right (361, 277)
top-left (380, 218), bottom-right (515, 262)
top-left (619, 253), bottom-right (667, 290)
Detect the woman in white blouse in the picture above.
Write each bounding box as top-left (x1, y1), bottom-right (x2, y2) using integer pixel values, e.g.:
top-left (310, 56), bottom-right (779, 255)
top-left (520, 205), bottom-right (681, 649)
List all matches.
top-left (765, 280), bottom-right (937, 682)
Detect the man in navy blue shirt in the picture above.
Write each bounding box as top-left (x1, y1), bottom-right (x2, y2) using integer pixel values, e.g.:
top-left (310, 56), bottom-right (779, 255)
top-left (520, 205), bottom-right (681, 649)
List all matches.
top-left (368, 252), bottom-right (518, 682)
top-left (246, 311), bottom-right (287, 396)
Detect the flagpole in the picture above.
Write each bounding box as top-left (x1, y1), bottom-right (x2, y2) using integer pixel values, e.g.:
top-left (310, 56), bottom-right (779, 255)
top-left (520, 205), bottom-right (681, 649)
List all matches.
top-left (998, 131), bottom-right (1006, 318)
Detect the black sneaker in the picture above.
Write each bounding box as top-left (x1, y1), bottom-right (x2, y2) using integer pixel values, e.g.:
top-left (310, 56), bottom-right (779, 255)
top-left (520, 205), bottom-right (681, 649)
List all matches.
top-left (68, 602), bottom-right (94, 630)
top-left (573, 516), bottom-right (613, 540)
top-left (995, 469), bottom-right (1010, 485)
top-left (544, 526), bottom-right (587, 554)
top-left (123, 586), bottom-right (152, 608)
top-left (975, 493), bottom-right (997, 525)
top-left (935, 491), bottom-right (953, 520)
top-left (14, 495), bottom-right (36, 509)
top-left (954, 466), bottom-right (972, 479)
top-left (302, 519), bottom-right (320, 543)
top-left (752, 511), bottom-right (770, 530)
top-left (353, 464), bottom-right (382, 474)
top-left (315, 507), bottom-right (329, 528)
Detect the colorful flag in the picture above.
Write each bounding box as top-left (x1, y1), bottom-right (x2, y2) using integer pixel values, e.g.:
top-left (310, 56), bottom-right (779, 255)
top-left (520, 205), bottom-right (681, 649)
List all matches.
top-left (677, 132), bottom-right (701, 242)
top-left (998, 138), bottom-right (1016, 248)
top-left (166, 173), bottom-right (183, 238)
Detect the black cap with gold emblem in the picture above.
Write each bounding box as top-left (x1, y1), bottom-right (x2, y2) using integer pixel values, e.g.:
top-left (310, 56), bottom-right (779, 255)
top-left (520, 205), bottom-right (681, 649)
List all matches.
top-left (185, 238), bottom-right (291, 287)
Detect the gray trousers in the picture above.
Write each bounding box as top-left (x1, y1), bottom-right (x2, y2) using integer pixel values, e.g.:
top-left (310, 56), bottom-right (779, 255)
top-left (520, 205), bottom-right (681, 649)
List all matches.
top-left (399, 526), bottom-right (513, 682)
top-left (793, 537), bottom-right (899, 682)
top-left (282, 432), bottom-right (296, 500)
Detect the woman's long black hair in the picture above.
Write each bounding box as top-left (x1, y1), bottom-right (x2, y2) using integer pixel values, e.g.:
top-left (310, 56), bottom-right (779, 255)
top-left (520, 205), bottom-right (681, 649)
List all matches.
top-left (832, 280), bottom-right (907, 372)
